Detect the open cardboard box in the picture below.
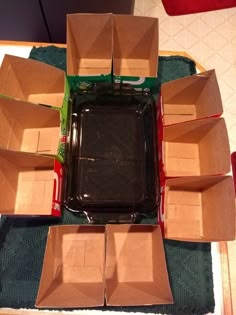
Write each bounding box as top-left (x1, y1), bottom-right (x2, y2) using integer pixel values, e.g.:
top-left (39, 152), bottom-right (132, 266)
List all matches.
top-left (36, 224), bottom-right (173, 308)
top-left (0, 54), bottom-right (68, 109)
top-left (163, 117), bottom-right (230, 177)
top-left (105, 224), bottom-right (173, 306)
top-left (0, 97), bottom-right (61, 157)
top-left (113, 15), bottom-right (158, 92)
top-left (0, 149), bottom-right (62, 216)
top-left (0, 55), bottom-right (69, 160)
top-left (161, 70), bottom-right (223, 125)
top-left (36, 225), bottom-right (106, 308)
top-left (163, 176), bottom-right (236, 241)
top-left (67, 13), bottom-right (113, 87)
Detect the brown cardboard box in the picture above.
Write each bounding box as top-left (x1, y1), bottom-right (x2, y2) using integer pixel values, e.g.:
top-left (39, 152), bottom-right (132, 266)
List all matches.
top-left (36, 224), bottom-right (173, 308)
top-left (106, 224), bottom-right (173, 306)
top-left (67, 13), bottom-right (113, 78)
top-left (0, 55), bottom-right (70, 162)
top-left (36, 225), bottom-right (106, 308)
top-left (163, 117), bottom-right (230, 177)
top-left (0, 149), bottom-right (62, 216)
top-left (0, 97), bottom-right (60, 156)
top-left (161, 70), bottom-right (223, 125)
top-left (0, 54), bottom-right (66, 108)
top-left (113, 15), bottom-right (158, 91)
top-left (164, 176), bottom-right (235, 241)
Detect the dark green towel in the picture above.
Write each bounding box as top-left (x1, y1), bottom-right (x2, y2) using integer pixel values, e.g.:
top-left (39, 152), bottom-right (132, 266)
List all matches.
top-left (0, 47), bottom-right (214, 315)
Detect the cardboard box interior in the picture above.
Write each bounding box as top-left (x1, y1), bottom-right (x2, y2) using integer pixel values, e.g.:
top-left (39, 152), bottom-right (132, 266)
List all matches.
top-left (161, 70), bottom-right (223, 125)
top-left (113, 15), bottom-right (158, 77)
top-left (0, 97), bottom-right (60, 155)
top-left (0, 149), bottom-right (55, 215)
top-left (36, 225), bottom-right (173, 308)
top-left (0, 54), bottom-right (65, 108)
top-left (164, 176), bottom-right (236, 241)
top-left (163, 117), bottom-right (230, 177)
top-left (67, 13), bottom-right (113, 76)
top-left (36, 225), bottom-right (106, 308)
top-left (105, 225), bottom-right (173, 306)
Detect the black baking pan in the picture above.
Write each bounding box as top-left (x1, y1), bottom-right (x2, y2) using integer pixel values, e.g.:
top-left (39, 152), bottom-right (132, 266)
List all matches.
top-left (64, 84), bottom-right (159, 223)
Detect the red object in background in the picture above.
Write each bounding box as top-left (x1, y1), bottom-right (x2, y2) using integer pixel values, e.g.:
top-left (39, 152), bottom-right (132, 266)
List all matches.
top-left (231, 152), bottom-right (236, 195)
top-left (162, 0), bottom-right (236, 16)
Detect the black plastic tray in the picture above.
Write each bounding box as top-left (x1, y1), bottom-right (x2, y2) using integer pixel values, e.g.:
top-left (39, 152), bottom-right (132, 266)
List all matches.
top-left (64, 86), bottom-right (159, 223)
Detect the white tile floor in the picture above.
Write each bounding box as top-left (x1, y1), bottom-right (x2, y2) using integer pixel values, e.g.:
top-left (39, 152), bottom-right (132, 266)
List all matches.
top-left (134, 1), bottom-right (236, 313)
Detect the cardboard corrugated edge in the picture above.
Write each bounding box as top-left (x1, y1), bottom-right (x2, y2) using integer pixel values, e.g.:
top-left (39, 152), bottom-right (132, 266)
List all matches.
top-left (161, 69), bottom-right (223, 125)
top-left (0, 149), bottom-right (62, 216)
top-left (35, 225), bottom-right (106, 308)
top-left (113, 15), bottom-right (159, 78)
top-left (67, 13), bottom-right (113, 76)
top-left (163, 117), bottom-right (231, 177)
top-left (164, 176), bottom-right (236, 242)
top-left (0, 54), bottom-right (66, 109)
top-left (105, 224), bottom-right (173, 306)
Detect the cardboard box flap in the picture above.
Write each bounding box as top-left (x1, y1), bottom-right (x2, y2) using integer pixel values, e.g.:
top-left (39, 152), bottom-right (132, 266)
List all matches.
top-left (163, 117), bottom-right (231, 176)
top-left (0, 149), bottom-right (55, 215)
top-left (0, 97), bottom-right (60, 155)
top-left (36, 225), bottom-right (106, 308)
top-left (0, 54), bottom-right (65, 108)
top-left (0, 148), bottom-right (54, 168)
top-left (67, 13), bottom-right (113, 75)
top-left (164, 176), bottom-right (236, 241)
top-left (161, 70), bottom-right (223, 125)
top-left (105, 224), bottom-right (173, 306)
top-left (113, 15), bottom-right (158, 77)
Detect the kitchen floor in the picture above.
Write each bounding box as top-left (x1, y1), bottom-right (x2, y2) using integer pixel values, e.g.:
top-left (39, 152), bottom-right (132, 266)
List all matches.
top-left (134, 0), bottom-right (236, 313)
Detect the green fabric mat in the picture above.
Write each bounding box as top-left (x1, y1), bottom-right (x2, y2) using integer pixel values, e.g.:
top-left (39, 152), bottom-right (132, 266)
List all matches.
top-left (0, 46), bottom-right (214, 315)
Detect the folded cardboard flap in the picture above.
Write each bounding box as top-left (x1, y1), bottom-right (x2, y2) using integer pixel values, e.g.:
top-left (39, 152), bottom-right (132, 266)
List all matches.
top-left (163, 117), bottom-right (230, 177)
top-left (105, 225), bottom-right (173, 306)
top-left (0, 54), bottom-right (65, 108)
top-left (164, 176), bottom-right (236, 241)
top-left (161, 70), bottom-right (223, 125)
top-left (67, 13), bottom-right (113, 75)
top-left (36, 225), bottom-right (106, 308)
top-left (36, 225), bottom-right (173, 308)
top-left (0, 149), bottom-right (55, 215)
top-left (113, 15), bottom-right (158, 77)
top-left (28, 93), bottom-right (64, 107)
top-left (76, 59), bottom-right (111, 75)
top-left (0, 97), bottom-right (60, 155)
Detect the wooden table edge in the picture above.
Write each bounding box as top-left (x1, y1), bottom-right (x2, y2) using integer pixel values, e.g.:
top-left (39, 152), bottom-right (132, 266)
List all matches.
top-left (0, 41), bottom-right (232, 315)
